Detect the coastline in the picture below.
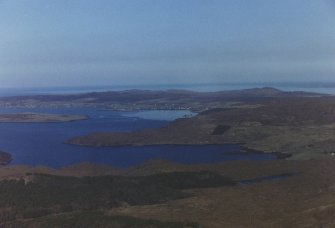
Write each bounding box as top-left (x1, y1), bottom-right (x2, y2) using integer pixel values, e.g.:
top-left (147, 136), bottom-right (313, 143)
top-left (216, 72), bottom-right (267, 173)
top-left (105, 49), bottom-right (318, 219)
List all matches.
top-left (0, 113), bottom-right (89, 123)
top-left (66, 140), bottom-right (290, 160)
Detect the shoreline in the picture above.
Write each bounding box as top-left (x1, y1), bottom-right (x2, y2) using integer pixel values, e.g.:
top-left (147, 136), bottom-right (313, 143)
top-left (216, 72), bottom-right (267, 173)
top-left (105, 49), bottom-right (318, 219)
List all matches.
top-left (66, 141), bottom-right (290, 160)
top-left (0, 113), bottom-right (89, 123)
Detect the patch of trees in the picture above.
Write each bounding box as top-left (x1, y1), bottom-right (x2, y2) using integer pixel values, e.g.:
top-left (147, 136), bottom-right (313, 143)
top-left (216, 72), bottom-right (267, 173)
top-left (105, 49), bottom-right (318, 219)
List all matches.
top-left (212, 125), bottom-right (231, 135)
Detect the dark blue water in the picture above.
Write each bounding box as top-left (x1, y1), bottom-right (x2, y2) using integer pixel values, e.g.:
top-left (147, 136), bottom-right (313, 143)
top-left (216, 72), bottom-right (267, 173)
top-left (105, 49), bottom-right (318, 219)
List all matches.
top-left (0, 108), bottom-right (276, 168)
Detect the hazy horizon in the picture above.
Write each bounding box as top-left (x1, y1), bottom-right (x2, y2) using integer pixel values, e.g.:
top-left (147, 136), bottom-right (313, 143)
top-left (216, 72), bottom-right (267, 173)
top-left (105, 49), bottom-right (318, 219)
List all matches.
top-left (2, 81), bottom-right (335, 97)
top-left (0, 0), bottom-right (335, 88)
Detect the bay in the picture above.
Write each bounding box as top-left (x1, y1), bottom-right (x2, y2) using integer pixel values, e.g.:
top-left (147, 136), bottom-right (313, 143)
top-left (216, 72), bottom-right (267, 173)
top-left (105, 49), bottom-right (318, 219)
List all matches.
top-left (0, 108), bottom-right (275, 168)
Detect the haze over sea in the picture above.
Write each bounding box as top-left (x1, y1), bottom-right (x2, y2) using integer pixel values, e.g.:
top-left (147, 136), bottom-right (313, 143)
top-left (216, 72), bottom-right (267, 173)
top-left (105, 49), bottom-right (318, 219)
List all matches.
top-left (1, 82), bottom-right (335, 97)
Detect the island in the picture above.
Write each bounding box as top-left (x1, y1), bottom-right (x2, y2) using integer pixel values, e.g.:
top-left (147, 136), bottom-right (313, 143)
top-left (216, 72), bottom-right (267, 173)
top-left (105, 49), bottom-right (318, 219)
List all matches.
top-left (0, 113), bottom-right (88, 123)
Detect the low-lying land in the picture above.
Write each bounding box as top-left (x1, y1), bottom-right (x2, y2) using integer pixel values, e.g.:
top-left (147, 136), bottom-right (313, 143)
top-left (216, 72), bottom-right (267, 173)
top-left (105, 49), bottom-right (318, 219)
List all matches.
top-left (0, 113), bottom-right (88, 123)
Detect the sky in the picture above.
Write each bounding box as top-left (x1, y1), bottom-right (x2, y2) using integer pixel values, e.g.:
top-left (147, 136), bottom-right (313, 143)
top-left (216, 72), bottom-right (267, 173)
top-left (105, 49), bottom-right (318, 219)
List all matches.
top-left (0, 0), bottom-right (335, 88)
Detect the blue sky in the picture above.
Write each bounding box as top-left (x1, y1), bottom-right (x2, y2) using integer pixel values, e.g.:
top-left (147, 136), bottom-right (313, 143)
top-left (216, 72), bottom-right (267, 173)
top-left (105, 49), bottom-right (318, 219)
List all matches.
top-left (0, 0), bottom-right (334, 88)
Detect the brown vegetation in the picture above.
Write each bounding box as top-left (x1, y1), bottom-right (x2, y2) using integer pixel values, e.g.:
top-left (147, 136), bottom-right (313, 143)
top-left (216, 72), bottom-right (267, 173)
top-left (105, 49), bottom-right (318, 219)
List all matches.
top-left (67, 96), bottom-right (335, 159)
top-left (0, 159), bottom-right (334, 227)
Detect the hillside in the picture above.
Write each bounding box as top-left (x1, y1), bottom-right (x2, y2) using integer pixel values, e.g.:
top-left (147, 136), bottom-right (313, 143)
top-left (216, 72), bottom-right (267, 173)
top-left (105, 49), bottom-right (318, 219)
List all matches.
top-left (68, 96), bottom-right (335, 159)
top-left (0, 158), bottom-right (335, 227)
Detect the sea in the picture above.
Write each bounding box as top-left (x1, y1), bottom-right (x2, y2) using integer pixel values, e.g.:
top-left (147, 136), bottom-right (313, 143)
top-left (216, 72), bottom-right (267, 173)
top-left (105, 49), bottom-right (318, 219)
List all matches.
top-left (0, 108), bottom-right (276, 168)
top-left (0, 82), bottom-right (330, 168)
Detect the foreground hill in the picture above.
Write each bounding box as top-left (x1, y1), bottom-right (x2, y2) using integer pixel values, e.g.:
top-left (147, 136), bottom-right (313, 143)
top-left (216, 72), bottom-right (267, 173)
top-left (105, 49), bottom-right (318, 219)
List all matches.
top-left (0, 158), bottom-right (335, 227)
top-left (0, 169), bottom-right (233, 227)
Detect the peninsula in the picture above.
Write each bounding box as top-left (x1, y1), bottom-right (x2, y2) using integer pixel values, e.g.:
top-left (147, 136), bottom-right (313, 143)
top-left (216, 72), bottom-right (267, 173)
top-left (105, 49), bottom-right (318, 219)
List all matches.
top-left (0, 113), bottom-right (88, 123)
top-left (63, 88), bottom-right (335, 160)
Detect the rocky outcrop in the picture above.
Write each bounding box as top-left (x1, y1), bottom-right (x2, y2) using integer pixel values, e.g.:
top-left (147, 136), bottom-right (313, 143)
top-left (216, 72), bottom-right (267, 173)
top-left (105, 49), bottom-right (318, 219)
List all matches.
top-left (0, 151), bottom-right (12, 165)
